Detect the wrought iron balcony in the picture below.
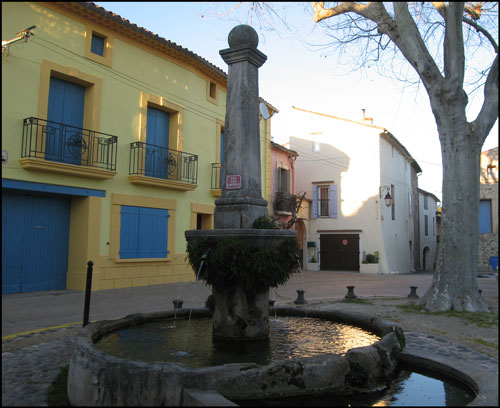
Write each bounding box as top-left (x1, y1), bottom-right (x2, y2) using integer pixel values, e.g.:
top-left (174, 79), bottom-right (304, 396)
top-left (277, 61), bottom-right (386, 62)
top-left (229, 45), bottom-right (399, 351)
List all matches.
top-left (211, 162), bottom-right (222, 189)
top-left (22, 117), bottom-right (118, 171)
top-left (274, 191), bottom-right (297, 213)
top-left (129, 142), bottom-right (198, 185)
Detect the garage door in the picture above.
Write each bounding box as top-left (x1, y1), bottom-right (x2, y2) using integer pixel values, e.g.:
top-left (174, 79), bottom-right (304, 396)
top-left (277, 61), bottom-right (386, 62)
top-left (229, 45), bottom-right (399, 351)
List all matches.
top-left (320, 234), bottom-right (360, 271)
top-left (2, 192), bottom-right (70, 294)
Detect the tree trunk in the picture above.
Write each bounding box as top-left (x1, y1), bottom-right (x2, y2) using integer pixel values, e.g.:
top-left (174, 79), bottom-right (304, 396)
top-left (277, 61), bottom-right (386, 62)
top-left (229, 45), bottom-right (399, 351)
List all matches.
top-left (419, 107), bottom-right (490, 312)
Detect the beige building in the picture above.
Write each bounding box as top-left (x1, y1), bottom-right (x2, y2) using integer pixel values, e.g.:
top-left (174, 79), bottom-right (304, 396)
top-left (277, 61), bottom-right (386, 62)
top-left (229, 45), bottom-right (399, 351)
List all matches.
top-left (479, 147), bottom-right (498, 272)
top-left (290, 109), bottom-right (421, 274)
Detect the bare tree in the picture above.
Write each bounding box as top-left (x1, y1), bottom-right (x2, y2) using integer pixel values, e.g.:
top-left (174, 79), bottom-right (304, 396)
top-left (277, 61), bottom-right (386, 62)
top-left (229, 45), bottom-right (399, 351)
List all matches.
top-left (210, 2), bottom-right (498, 312)
top-left (309, 2), bottom-right (498, 313)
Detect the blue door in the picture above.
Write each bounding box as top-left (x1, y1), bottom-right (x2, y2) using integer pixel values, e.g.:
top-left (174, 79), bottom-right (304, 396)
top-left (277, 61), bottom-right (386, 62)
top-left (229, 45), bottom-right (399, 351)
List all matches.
top-left (46, 77), bottom-right (85, 165)
top-left (2, 192), bottom-right (70, 294)
top-left (146, 107), bottom-right (170, 178)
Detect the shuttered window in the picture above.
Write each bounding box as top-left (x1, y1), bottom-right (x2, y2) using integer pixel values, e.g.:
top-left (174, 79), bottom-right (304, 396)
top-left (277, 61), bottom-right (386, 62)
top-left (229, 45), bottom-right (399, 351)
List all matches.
top-left (91, 33), bottom-right (105, 56)
top-left (119, 205), bottom-right (169, 259)
top-left (312, 184), bottom-right (337, 219)
top-left (479, 200), bottom-right (492, 233)
top-left (277, 167), bottom-right (290, 193)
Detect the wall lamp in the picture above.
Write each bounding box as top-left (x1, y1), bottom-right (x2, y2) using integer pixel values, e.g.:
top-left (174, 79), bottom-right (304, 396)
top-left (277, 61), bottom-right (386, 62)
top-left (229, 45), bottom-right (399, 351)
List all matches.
top-left (380, 186), bottom-right (393, 207)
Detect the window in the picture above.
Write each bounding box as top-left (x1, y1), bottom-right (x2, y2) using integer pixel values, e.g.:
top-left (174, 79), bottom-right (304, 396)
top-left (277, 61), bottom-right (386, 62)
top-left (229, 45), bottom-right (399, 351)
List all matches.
top-left (84, 25), bottom-right (114, 67)
top-left (145, 106), bottom-right (170, 179)
top-left (277, 167), bottom-right (290, 193)
top-left (46, 77), bottom-right (85, 165)
top-left (207, 80), bottom-right (218, 104)
top-left (424, 194), bottom-right (428, 210)
top-left (312, 184), bottom-right (337, 219)
top-left (424, 214), bottom-right (429, 236)
top-left (391, 184), bottom-right (395, 221)
top-left (209, 81), bottom-right (217, 99)
top-left (479, 200), bottom-right (492, 233)
top-left (408, 191), bottom-right (412, 218)
top-left (119, 205), bottom-right (169, 259)
top-left (91, 33), bottom-right (105, 56)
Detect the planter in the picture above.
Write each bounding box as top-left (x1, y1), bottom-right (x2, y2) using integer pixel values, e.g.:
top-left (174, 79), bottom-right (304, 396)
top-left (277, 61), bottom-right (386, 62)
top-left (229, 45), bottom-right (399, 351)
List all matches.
top-left (360, 263), bottom-right (379, 274)
top-left (306, 262), bottom-right (320, 272)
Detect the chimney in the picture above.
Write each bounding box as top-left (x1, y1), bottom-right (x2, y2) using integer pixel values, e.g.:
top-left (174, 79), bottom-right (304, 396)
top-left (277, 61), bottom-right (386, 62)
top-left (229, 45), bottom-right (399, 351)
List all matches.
top-left (362, 109), bottom-right (373, 126)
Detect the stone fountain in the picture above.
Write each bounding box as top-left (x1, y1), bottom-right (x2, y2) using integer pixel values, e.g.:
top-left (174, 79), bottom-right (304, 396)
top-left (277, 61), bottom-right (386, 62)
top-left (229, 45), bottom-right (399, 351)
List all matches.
top-left (185, 24), bottom-right (297, 343)
top-left (67, 25), bottom-right (404, 406)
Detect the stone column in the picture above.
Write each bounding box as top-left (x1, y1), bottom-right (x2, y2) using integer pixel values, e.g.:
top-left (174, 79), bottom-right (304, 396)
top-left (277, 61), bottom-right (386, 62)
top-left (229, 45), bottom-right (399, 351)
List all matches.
top-left (215, 25), bottom-right (268, 229)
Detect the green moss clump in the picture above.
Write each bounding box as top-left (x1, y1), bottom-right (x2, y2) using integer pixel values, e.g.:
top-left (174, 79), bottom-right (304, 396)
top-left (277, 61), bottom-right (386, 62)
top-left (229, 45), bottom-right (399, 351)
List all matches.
top-left (187, 237), bottom-right (300, 295)
top-left (47, 366), bottom-right (70, 406)
top-left (252, 216), bottom-right (280, 229)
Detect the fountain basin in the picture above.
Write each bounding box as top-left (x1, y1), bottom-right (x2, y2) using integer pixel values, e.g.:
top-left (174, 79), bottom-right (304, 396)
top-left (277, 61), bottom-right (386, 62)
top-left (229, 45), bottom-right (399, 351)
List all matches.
top-left (67, 307), bottom-right (404, 406)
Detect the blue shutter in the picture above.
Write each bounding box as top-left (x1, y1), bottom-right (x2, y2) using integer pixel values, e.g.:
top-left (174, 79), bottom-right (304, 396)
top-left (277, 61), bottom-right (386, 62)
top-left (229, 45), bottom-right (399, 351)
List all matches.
top-left (91, 34), bottom-right (104, 56)
top-left (479, 201), bottom-right (492, 233)
top-left (312, 185), bottom-right (318, 219)
top-left (330, 185), bottom-right (338, 218)
top-left (138, 208), bottom-right (169, 258)
top-left (120, 206), bottom-right (169, 259)
top-left (46, 77), bottom-right (85, 164)
top-left (120, 206), bottom-right (140, 259)
top-left (146, 107), bottom-right (170, 178)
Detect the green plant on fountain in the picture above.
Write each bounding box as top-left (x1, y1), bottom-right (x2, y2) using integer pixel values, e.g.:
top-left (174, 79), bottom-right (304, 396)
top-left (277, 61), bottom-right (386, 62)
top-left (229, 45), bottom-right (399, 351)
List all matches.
top-left (187, 216), bottom-right (300, 297)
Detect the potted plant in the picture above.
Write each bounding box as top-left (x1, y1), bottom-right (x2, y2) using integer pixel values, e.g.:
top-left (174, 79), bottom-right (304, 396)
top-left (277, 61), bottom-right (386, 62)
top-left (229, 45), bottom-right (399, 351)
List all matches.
top-left (360, 251), bottom-right (380, 274)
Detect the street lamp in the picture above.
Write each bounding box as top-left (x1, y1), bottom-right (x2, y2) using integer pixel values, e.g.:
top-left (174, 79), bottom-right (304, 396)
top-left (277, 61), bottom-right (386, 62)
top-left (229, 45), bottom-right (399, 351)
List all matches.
top-left (380, 186), bottom-right (393, 207)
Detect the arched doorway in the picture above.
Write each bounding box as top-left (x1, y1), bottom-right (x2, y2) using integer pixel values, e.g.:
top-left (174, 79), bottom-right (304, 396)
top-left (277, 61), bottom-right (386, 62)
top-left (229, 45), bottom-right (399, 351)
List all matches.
top-left (423, 247), bottom-right (432, 271)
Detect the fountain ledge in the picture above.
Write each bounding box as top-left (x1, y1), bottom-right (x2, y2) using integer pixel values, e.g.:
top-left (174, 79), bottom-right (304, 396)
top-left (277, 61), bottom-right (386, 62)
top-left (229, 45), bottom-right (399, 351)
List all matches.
top-left (68, 307), bottom-right (404, 406)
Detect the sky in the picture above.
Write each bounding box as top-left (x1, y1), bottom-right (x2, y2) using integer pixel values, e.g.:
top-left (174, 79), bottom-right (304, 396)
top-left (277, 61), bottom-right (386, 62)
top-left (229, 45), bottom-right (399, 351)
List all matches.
top-left (95, 2), bottom-right (498, 200)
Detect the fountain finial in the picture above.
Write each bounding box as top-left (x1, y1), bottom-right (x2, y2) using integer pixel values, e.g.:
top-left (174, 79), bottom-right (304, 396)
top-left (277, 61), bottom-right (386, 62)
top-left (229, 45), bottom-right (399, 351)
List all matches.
top-left (228, 24), bottom-right (259, 48)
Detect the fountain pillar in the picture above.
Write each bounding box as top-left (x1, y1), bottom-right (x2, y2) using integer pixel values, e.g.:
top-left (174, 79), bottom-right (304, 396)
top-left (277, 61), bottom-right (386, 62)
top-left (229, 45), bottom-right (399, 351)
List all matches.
top-left (186, 25), bottom-right (297, 342)
top-left (215, 25), bottom-right (268, 229)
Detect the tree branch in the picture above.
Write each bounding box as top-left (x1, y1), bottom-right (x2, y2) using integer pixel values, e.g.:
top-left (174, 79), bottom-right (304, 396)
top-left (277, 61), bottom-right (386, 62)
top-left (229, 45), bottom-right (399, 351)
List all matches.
top-left (392, 3), bottom-right (443, 87)
top-left (462, 15), bottom-right (498, 53)
top-left (443, 2), bottom-right (465, 86)
top-left (472, 54), bottom-right (499, 144)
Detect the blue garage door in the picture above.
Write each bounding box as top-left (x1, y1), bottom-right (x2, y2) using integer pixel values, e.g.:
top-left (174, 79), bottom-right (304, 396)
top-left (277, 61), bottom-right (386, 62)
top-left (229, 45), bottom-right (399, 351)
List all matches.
top-left (2, 192), bottom-right (70, 294)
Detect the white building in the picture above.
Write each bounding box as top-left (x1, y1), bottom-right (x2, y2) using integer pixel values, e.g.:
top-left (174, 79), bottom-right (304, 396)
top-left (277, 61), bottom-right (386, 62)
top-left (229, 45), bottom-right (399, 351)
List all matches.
top-left (418, 189), bottom-right (440, 271)
top-left (289, 109), bottom-right (421, 274)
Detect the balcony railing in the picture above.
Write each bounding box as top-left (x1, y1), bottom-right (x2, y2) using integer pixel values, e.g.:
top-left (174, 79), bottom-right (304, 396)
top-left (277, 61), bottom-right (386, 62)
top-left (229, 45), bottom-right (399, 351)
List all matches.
top-left (129, 142), bottom-right (198, 185)
top-left (274, 191), bottom-right (297, 213)
top-left (22, 117), bottom-right (118, 171)
top-left (211, 162), bottom-right (222, 189)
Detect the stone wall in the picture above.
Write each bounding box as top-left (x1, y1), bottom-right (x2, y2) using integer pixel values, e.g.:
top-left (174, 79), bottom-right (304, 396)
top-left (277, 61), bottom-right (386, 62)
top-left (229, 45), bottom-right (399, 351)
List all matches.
top-left (479, 182), bottom-right (498, 271)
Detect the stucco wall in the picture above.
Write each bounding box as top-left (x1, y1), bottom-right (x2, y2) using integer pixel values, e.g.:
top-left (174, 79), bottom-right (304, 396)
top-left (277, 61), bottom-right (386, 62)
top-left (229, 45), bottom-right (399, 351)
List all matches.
top-left (479, 148), bottom-right (498, 271)
top-left (2, 2), bottom-right (271, 291)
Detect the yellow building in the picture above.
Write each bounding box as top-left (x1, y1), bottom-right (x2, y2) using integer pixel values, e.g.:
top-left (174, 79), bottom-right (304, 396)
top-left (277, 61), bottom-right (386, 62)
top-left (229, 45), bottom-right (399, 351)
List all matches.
top-left (2, 2), bottom-right (275, 293)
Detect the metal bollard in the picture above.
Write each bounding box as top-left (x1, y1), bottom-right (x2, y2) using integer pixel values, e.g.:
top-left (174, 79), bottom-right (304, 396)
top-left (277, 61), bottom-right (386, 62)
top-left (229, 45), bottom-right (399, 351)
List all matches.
top-left (408, 286), bottom-right (419, 299)
top-left (83, 261), bottom-right (94, 327)
top-left (294, 290), bottom-right (307, 304)
top-left (345, 286), bottom-right (357, 300)
top-left (173, 299), bottom-right (184, 309)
